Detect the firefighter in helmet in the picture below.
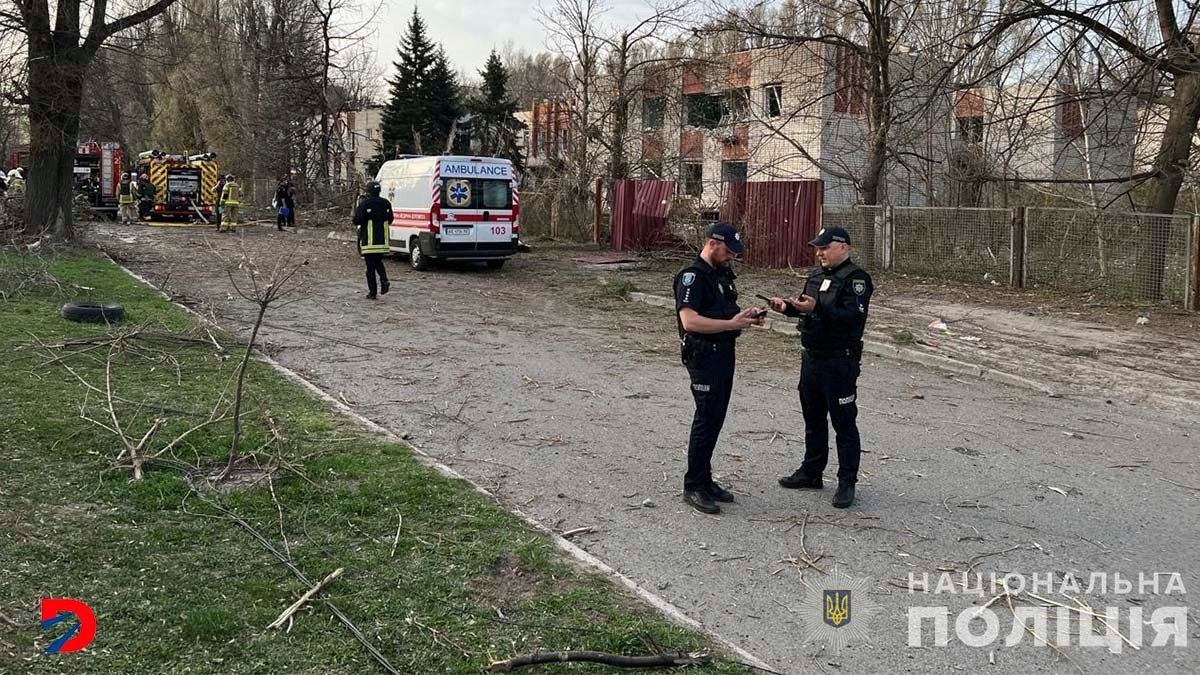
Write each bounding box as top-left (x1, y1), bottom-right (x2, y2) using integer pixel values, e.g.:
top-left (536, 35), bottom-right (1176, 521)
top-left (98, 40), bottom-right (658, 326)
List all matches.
top-left (118, 173), bottom-right (139, 224)
top-left (353, 180), bottom-right (392, 299)
top-left (218, 174), bottom-right (241, 232)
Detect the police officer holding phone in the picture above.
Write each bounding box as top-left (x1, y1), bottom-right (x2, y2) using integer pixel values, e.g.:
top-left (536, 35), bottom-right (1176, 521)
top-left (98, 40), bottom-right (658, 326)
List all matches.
top-left (768, 226), bottom-right (873, 508)
top-left (675, 222), bottom-right (766, 515)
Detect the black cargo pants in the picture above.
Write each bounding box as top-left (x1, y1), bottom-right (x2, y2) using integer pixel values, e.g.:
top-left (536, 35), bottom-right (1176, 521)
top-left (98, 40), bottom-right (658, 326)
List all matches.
top-left (683, 339), bottom-right (736, 492)
top-left (363, 253), bottom-right (389, 296)
top-left (798, 348), bottom-right (862, 485)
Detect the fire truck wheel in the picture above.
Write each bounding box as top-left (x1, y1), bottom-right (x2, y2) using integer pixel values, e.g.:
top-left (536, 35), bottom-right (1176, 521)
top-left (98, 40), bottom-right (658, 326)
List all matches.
top-left (60, 302), bottom-right (125, 324)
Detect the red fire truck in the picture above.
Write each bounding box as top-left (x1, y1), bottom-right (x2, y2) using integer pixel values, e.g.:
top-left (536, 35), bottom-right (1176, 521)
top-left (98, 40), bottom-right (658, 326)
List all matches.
top-left (7, 140), bottom-right (126, 218)
top-left (73, 141), bottom-right (125, 217)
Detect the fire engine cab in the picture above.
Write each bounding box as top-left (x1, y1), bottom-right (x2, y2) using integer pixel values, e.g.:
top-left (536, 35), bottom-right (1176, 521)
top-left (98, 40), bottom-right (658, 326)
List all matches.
top-left (135, 150), bottom-right (219, 220)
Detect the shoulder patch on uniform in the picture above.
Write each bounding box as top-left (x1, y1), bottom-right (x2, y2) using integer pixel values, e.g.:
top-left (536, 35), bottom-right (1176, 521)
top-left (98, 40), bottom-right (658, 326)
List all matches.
top-left (852, 279), bottom-right (867, 295)
top-left (682, 272), bottom-right (696, 287)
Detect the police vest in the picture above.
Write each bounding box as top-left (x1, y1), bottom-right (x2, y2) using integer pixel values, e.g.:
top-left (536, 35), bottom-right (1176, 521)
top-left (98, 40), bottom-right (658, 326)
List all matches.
top-left (799, 261), bottom-right (868, 349)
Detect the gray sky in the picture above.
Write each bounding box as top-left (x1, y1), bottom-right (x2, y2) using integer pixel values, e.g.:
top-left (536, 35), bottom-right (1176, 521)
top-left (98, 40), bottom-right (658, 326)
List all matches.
top-left (371, 1), bottom-right (545, 80)
top-left (367, 1), bottom-right (651, 92)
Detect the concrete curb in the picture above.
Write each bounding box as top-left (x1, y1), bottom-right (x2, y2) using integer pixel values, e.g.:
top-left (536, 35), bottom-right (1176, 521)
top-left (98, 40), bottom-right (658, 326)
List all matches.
top-left (111, 260), bottom-right (777, 673)
top-left (631, 291), bottom-right (1058, 396)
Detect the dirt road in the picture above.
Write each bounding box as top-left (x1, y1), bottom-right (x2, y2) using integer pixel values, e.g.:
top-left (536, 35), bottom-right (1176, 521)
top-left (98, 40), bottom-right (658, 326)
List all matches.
top-left (91, 223), bottom-right (1200, 674)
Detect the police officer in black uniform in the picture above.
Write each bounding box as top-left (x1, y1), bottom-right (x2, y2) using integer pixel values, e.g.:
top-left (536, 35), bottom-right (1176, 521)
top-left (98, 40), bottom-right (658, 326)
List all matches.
top-left (768, 226), bottom-right (873, 508)
top-left (675, 222), bottom-right (766, 515)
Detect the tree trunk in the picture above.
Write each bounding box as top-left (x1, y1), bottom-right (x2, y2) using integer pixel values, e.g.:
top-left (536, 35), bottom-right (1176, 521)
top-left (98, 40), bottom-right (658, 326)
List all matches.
top-left (319, 8), bottom-right (333, 191)
top-left (859, 10), bottom-right (891, 209)
top-left (1137, 73), bottom-right (1200, 299)
top-left (26, 46), bottom-right (87, 240)
top-left (609, 35), bottom-right (629, 181)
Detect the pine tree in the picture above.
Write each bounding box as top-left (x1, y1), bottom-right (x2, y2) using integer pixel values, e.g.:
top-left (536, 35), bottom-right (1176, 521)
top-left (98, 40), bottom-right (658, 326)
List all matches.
top-left (422, 48), bottom-right (464, 154)
top-left (377, 9), bottom-right (439, 162)
top-left (468, 51), bottom-right (525, 171)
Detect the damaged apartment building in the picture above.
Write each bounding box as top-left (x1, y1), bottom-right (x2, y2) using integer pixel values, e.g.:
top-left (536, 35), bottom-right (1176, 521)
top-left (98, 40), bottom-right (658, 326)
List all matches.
top-left (524, 43), bottom-right (952, 209)
top-left (949, 77), bottom-right (1171, 208)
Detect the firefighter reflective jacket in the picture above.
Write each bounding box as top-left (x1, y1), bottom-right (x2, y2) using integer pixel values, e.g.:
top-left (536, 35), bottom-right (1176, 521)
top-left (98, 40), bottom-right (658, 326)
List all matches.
top-left (220, 181), bottom-right (241, 206)
top-left (118, 181), bottom-right (136, 204)
top-left (354, 194), bottom-right (393, 255)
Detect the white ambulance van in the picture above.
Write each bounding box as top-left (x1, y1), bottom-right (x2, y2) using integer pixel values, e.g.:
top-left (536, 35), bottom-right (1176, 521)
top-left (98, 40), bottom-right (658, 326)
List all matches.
top-left (374, 155), bottom-right (519, 270)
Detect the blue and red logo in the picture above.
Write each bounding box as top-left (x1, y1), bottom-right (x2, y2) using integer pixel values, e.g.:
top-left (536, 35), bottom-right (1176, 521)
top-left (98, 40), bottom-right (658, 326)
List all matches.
top-left (40, 598), bottom-right (96, 654)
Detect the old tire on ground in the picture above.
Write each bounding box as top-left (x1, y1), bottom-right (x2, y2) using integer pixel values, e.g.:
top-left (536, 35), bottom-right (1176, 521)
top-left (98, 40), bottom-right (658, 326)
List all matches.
top-left (61, 302), bottom-right (125, 324)
top-left (409, 237), bottom-right (431, 271)
top-left (485, 259), bottom-right (506, 270)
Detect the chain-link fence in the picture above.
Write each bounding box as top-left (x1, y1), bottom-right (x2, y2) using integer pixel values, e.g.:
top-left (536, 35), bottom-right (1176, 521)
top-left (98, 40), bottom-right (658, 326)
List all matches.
top-left (892, 206), bottom-right (1011, 282)
top-left (520, 190), bottom-right (596, 240)
top-left (1026, 208), bottom-right (1193, 303)
top-left (824, 204), bottom-right (1198, 308)
top-left (822, 204), bottom-right (884, 269)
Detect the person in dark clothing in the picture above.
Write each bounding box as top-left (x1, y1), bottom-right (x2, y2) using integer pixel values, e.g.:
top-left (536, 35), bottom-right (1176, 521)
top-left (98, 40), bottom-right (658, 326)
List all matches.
top-left (354, 181), bottom-right (392, 299)
top-left (213, 175), bottom-right (227, 229)
top-left (275, 174), bottom-right (297, 230)
top-left (674, 222), bottom-right (766, 515)
top-left (768, 226), bottom-right (874, 509)
top-left (137, 174), bottom-right (154, 221)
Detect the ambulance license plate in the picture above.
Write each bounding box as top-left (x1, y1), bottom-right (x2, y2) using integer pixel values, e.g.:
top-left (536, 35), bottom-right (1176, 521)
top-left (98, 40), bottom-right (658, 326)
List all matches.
top-left (442, 226), bottom-right (471, 237)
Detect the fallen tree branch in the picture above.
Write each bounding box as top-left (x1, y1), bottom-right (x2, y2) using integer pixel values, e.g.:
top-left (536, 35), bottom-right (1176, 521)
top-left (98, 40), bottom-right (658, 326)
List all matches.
top-left (194, 492), bottom-right (400, 674)
top-left (487, 650), bottom-right (711, 671)
top-left (267, 567), bottom-right (344, 630)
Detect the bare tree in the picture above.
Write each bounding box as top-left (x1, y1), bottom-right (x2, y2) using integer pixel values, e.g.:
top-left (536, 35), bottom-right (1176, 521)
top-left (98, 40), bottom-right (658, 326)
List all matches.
top-left (221, 251), bottom-right (307, 480)
top-left (305, 0), bottom-right (379, 192)
top-left (594, 0), bottom-right (691, 181)
top-left (2, 0), bottom-right (180, 239)
top-left (706, 0), bottom-right (959, 206)
top-left (964, 0), bottom-right (1200, 298)
top-left (538, 0), bottom-right (607, 195)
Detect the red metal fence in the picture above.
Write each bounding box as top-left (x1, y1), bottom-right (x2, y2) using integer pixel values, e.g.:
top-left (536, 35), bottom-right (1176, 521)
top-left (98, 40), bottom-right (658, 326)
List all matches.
top-left (720, 180), bottom-right (823, 268)
top-left (610, 178), bottom-right (824, 268)
top-left (611, 179), bottom-right (675, 251)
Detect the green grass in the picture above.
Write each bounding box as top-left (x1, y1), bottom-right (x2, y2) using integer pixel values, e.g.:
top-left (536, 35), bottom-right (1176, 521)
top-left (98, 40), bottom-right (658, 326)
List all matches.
top-left (0, 248), bottom-right (741, 673)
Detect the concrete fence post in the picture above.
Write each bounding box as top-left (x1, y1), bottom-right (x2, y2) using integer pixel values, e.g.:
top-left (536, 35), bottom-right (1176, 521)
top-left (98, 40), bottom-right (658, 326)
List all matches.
top-left (882, 206), bottom-right (895, 270)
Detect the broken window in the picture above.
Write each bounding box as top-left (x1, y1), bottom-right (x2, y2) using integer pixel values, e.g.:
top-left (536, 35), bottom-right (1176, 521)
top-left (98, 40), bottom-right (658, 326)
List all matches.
top-left (764, 84), bottom-right (783, 118)
top-left (722, 88), bottom-right (750, 122)
top-left (686, 93), bottom-right (721, 129)
top-left (683, 162), bottom-right (703, 196)
top-left (721, 161), bottom-right (747, 182)
top-left (642, 96), bottom-right (666, 130)
top-left (956, 116), bottom-right (984, 143)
